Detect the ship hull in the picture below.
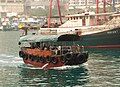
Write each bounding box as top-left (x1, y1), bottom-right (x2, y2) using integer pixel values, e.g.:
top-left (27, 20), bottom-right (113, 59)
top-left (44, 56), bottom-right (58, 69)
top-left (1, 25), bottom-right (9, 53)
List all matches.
top-left (78, 27), bottom-right (120, 48)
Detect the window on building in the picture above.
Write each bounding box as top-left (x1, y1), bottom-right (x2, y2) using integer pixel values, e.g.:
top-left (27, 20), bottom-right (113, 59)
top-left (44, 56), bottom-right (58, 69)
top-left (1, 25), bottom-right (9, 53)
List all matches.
top-left (76, 17), bottom-right (78, 19)
top-left (16, 0), bottom-right (22, 2)
top-left (81, 2), bottom-right (85, 5)
top-left (7, 0), bottom-right (14, 3)
top-left (1, 0), bottom-right (6, 3)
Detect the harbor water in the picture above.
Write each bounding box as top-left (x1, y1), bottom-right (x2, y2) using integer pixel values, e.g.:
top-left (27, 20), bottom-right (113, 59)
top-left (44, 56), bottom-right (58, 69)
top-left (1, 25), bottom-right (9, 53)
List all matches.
top-left (0, 31), bottom-right (120, 87)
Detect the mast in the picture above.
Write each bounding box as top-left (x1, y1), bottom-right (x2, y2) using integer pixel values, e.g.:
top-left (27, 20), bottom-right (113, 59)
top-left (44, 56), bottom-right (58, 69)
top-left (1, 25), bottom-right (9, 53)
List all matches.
top-left (103, 0), bottom-right (106, 20)
top-left (112, 0), bottom-right (116, 12)
top-left (85, 0), bottom-right (87, 11)
top-left (57, 0), bottom-right (62, 24)
top-left (96, 0), bottom-right (99, 14)
top-left (48, 0), bottom-right (53, 28)
top-left (48, 0), bottom-right (62, 28)
top-left (103, 0), bottom-right (106, 13)
top-left (96, 0), bottom-right (99, 25)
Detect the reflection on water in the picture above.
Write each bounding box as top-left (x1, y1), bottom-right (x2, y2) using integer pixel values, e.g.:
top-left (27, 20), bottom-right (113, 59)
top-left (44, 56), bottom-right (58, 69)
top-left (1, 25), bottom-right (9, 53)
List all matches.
top-left (19, 66), bottom-right (89, 87)
top-left (0, 31), bottom-right (120, 87)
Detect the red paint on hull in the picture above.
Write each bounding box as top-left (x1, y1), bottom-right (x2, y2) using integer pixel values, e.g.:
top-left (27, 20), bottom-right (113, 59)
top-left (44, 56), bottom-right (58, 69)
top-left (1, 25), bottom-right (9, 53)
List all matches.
top-left (23, 58), bottom-right (64, 69)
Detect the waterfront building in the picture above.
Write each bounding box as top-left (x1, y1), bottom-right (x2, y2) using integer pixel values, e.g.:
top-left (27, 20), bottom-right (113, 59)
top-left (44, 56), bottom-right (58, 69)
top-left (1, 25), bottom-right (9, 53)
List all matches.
top-left (68, 0), bottom-right (120, 10)
top-left (24, 0), bottom-right (67, 11)
top-left (0, 0), bottom-right (24, 17)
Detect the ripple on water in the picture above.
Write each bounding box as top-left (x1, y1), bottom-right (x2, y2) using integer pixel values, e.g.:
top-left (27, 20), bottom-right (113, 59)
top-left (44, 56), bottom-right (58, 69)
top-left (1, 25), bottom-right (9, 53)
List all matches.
top-left (0, 54), bottom-right (23, 67)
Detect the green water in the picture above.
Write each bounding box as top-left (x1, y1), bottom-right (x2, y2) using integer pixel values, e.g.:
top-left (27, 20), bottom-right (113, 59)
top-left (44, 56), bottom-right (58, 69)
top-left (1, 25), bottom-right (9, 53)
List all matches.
top-left (0, 31), bottom-right (120, 87)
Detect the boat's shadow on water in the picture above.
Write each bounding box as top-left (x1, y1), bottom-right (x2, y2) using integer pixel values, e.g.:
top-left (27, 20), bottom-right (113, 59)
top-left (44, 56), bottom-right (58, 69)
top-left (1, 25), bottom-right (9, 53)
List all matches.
top-left (18, 64), bottom-right (89, 87)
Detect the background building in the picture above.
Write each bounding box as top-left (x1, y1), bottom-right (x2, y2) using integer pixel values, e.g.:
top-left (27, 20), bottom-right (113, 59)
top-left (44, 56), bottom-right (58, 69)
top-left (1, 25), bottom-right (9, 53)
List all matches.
top-left (24, 0), bottom-right (68, 16)
top-left (68, 0), bottom-right (120, 9)
top-left (1, 0), bottom-right (120, 18)
top-left (0, 0), bottom-right (24, 17)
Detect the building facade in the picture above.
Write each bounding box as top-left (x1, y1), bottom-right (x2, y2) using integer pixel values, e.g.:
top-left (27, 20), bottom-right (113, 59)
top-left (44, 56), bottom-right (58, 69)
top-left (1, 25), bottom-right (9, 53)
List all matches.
top-left (68, 0), bottom-right (120, 10)
top-left (0, 0), bottom-right (24, 17)
top-left (24, 0), bottom-right (67, 9)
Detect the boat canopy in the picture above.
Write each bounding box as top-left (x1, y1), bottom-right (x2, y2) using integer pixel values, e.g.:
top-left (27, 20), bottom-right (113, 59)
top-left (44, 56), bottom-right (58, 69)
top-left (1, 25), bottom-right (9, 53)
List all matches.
top-left (19, 34), bottom-right (80, 43)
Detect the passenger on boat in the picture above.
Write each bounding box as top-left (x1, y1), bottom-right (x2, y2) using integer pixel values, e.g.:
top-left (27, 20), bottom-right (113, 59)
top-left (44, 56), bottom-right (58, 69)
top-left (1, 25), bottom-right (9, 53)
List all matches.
top-left (38, 42), bottom-right (49, 50)
top-left (57, 46), bottom-right (61, 55)
top-left (62, 46), bottom-right (70, 54)
top-left (72, 45), bottom-right (80, 53)
top-left (54, 46), bottom-right (62, 55)
top-left (36, 42), bottom-right (40, 48)
top-left (80, 46), bottom-right (84, 52)
top-left (30, 42), bottom-right (36, 49)
top-left (44, 47), bottom-right (48, 51)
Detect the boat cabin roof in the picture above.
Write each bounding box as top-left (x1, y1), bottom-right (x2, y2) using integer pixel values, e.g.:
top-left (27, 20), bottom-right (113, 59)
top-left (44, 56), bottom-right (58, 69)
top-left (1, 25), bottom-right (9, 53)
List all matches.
top-left (19, 34), bottom-right (80, 43)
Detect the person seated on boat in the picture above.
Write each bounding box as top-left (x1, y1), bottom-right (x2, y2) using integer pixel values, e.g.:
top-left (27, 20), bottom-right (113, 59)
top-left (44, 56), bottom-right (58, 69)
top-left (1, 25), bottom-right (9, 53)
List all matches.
top-left (36, 42), bottom-right (40, 48)
top-left (80, 45), bottom-right (84, 52)
top-left (44, 47), bottom-right (48, 51)
top-left (30, 42), bottom-right (36, 49)
top-left (53, 46), bottom-right (58, 55)
top-left (43, 45), bottom-right (50, 51)
top-left (75, 45), bottom-right (84, 53)
top-left (62, 46), bottom-right (70, 54)
top-left (56, 46), bottom-right (61, 55)
top-left (54, 46), bottom-right (62, 55)
top-left (71, 45), bottom-right (79, 53)
top-left (46, 44), bottom-right (50, 50)
top-left (41, 43), bottom-right (46, 50)
top-left (50, 45), bottom-right (57, 50)
top-left (41, 43), bottom-right (49, 50)
top-left (49, 45), bottom-right (58, 55)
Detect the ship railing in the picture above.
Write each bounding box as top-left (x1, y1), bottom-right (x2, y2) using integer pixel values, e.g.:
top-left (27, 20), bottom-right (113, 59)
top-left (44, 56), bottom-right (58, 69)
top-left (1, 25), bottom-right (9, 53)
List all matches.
top-left (79, 24), bottom-right (117, 35)
top-left (60, 46), bottom-right (84, 55)
top-left (39, 29), bottom-right (57, 35)
top-left (39, 27), bottom-right (76, 35)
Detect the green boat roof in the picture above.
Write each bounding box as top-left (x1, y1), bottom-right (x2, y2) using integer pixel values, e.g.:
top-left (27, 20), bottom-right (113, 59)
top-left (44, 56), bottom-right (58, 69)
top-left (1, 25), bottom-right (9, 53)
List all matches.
top-left (19, 34), bottom-right (80, 43)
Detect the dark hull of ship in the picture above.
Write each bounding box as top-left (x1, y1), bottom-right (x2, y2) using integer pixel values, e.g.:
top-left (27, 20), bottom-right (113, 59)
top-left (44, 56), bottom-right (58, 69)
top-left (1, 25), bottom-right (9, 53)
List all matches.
top-left (78, 27), bottom-right (120, 49)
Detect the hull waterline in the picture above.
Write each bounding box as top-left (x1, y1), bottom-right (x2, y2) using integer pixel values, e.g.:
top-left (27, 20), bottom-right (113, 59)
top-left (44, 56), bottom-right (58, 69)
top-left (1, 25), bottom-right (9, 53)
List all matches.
top-left (78, 27), bottom-right (120, 49)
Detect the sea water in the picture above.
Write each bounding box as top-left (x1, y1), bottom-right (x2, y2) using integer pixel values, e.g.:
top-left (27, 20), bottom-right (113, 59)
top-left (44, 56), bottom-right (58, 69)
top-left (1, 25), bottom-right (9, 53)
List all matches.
top-left (0, 31), bottom-right (120, 87)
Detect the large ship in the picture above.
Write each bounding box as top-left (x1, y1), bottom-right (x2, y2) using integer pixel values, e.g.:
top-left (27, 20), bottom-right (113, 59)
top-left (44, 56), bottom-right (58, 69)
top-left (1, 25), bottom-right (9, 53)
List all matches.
top-left (37, 0), bottom-right (120, 49)
top-left (20, 0), bottom-right (120, 49)
top-left (38, 12), bottom-right (120, 49)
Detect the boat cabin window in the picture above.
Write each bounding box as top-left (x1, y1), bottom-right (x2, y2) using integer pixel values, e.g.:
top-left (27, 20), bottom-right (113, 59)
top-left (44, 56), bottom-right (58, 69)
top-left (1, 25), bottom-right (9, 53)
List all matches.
top-left (74, 17), bottom-right (75, 20)
top-left (30, 42), bottom-right (35, 48)
top-left (76, 17), bottom-right (78, 20)
top-left (80, 17), bottom-right (82, 19)
top-left (20, 41), bottom-right (84, 55)
top-left (68, 17), bottom-right (69, 20)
